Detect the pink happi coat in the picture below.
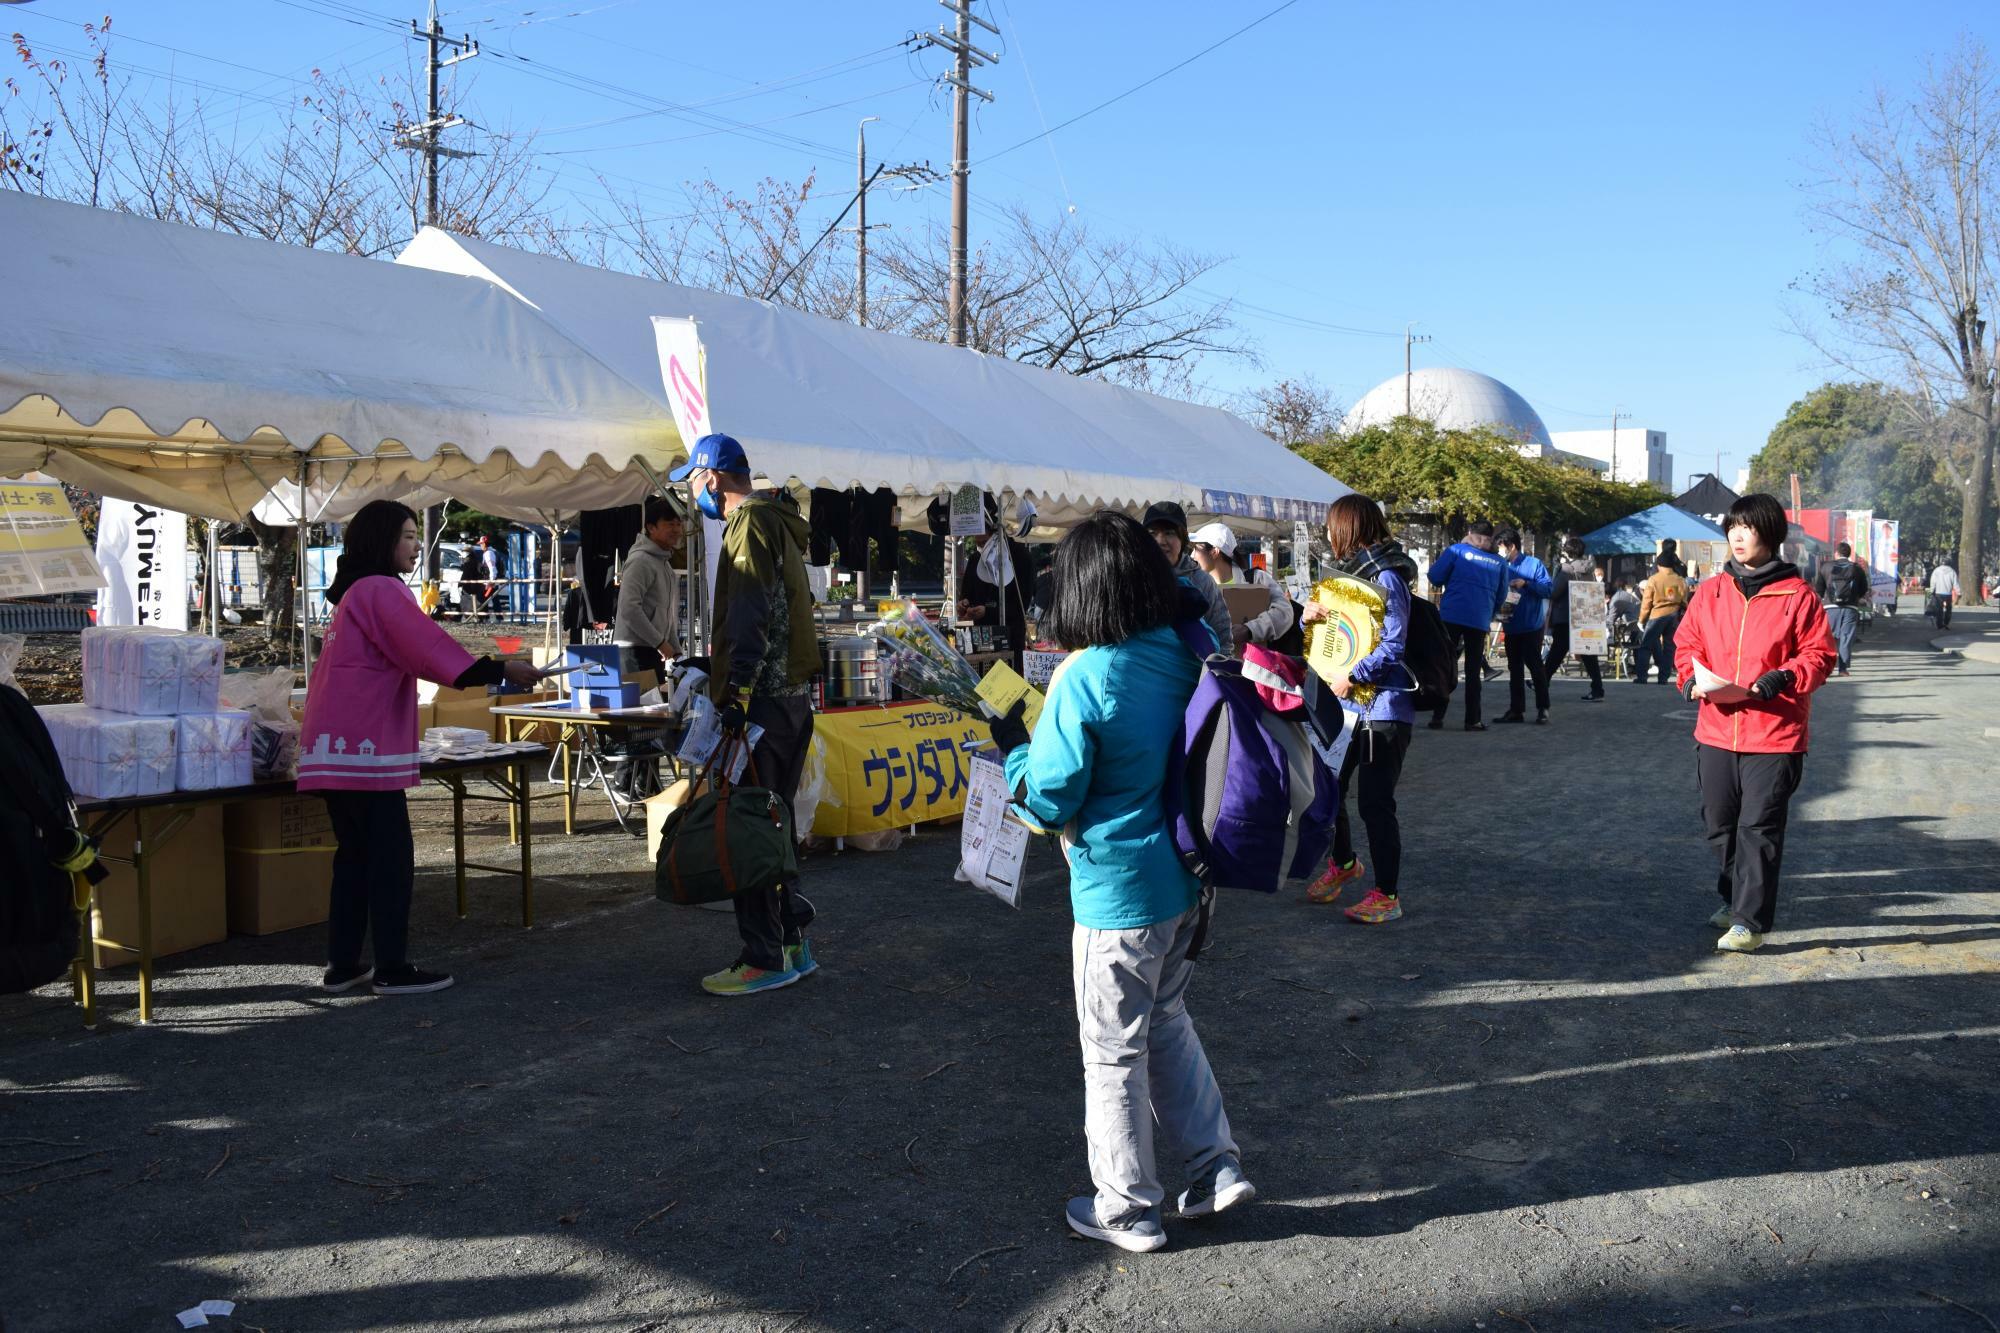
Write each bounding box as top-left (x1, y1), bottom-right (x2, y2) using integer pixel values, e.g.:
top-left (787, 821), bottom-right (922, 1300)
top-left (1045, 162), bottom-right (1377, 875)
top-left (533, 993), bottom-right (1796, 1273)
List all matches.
top-left (298, 575), bottom-right (478, 792)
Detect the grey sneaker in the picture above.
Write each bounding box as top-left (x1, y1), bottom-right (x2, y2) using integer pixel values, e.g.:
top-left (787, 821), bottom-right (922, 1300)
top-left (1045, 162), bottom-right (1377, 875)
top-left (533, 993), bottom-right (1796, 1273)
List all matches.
top-left (1064, 1197), bottom-right (1166, 1253)
top-left (1178, 1157), bottom-right (1257, 1217)
top-left (1707, 906), bottom-right (1733, 929)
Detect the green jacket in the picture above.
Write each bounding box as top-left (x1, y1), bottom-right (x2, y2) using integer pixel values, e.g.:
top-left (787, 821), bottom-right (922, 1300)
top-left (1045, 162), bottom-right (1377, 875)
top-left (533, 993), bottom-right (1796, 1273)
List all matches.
top-left (710, 493), bottom-right (819, 700)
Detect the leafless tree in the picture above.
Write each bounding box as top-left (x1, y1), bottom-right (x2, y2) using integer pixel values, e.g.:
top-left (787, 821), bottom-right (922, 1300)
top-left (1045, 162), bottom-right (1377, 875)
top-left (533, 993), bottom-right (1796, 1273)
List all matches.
top-left (873, 205), bottom-right (1252, 396)
top-left (1802, 36), bottom-right (2000, 601)
top-left (1238, 376), bottom-right (1341, 445)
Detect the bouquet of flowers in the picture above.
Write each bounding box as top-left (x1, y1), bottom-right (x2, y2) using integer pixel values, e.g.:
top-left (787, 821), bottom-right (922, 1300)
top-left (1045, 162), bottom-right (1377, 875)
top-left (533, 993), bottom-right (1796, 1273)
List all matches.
top-left (859, 598), bottom-right (986, 716)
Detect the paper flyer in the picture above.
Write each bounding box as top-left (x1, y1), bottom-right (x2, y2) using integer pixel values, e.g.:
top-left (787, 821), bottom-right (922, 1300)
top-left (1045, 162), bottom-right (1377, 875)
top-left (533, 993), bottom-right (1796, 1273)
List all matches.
top-left (974, 661), bottom-right (1045, 732)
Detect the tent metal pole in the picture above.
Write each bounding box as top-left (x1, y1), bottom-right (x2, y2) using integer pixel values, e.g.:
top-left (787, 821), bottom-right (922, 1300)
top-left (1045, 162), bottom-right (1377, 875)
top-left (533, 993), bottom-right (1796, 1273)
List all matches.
top-left (297, 456), bottom-right (313, 687)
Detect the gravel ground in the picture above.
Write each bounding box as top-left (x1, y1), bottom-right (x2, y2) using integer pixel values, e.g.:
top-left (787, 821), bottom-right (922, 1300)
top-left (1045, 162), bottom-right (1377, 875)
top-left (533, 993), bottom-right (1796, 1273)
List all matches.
top-left (2, 599), bottom-right (1996, 1332)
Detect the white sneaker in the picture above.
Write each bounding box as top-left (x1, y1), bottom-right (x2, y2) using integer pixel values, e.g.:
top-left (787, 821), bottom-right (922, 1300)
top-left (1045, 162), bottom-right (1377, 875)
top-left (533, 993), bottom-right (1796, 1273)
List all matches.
top-left (1178, 1158), bottom-right (1257, 1217)
top-left (1065, 1197), bottom-right (1167, 1253)
top-left (1707, 906), bottom-right (1733, 929)
top-left (1715, 925), bottom-right (1764, 953)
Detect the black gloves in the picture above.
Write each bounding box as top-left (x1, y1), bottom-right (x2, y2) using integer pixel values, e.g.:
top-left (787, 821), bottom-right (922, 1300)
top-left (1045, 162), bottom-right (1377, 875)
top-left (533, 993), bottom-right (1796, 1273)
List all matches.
top-left (1750, 669), bottom-right (1794, 701)
top-left (988, 699), bottom-right (1031, 754)
top-left (1683, 677), bottom-right (1699, 701)
top-left (718, 691), bottom-right (749, 735)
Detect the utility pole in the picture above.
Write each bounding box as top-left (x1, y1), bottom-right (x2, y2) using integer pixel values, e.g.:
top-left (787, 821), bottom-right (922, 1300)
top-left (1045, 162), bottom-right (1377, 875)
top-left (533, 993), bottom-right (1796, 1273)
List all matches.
top-left (848, 118), bottom-right (937, 328)
top-left (1404, 323), bottom-right (1432, 415)
top-left (918, 0), bottom-right (997, 347)
top-left (1609, 409), bottom-right (1631, 483)
top-left (395, 2), bottom-right (479, 230)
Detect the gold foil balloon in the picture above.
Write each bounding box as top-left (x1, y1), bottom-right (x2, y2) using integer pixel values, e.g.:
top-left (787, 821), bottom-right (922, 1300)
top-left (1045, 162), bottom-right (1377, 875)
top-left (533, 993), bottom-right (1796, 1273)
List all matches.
top-left (1303, 576), bottom-right (1385, 706)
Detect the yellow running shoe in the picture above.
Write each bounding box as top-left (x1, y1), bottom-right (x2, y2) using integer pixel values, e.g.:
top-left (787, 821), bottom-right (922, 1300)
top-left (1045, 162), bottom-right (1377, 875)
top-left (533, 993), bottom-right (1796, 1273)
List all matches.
top-left (1344, 889), bottom-right (1403, 924)
top-left (1306, 857), bottom-right (1364, 905)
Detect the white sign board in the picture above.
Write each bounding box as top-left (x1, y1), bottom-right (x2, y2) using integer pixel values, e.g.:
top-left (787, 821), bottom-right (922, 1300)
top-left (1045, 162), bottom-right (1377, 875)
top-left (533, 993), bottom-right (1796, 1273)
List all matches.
top-left (0, 478), bottom-right (105, 597)
top-left (958, 751), bottom-right (1027, 907)
top-left (1022, 649), bottom-right (1069, 688)
top-left (1570, 581), bottom-right (1608, 657)
top-left (95, 498), bottom-right (188, 629)
top-left (652, 316), bottom-right (725, 628)
top-left (949, 484), bottom-right (987, 538)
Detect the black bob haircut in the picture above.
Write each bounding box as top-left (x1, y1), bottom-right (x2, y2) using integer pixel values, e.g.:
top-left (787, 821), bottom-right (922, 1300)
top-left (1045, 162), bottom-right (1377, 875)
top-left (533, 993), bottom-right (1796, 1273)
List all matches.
top-left (326, 499), bottom-right (419, 606)
top-left (1467, 519), bottom-right (1495, 538)
top-left (1043, 510), bottom-right (1180, 651)
top-left (643, 494), bottom-right (685, 528)
top-left (1724, 493), bottom-right (1789, 553)
top-left (1494, 526), bottom-right (1522, 549)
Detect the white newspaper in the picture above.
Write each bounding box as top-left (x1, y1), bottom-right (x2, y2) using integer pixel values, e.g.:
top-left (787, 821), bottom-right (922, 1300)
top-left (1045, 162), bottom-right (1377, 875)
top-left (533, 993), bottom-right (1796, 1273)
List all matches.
top-left (958, 751), bottom-right (1028, 907)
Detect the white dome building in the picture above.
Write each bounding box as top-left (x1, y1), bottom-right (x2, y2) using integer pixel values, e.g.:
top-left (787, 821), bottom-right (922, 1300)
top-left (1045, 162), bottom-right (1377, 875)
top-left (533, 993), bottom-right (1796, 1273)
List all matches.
top-left (1339, 366), bottom-right (1560, 456)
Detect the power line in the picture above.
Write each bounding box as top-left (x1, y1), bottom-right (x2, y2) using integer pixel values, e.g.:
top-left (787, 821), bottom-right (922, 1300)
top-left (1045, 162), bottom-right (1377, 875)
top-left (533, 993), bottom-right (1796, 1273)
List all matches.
top-left (982, 0), bottom-right (1303, 163)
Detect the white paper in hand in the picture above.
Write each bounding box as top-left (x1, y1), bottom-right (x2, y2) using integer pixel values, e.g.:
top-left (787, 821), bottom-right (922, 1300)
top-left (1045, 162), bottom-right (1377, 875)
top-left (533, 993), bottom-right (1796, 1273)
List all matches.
top-left (675, 695), bottom-right (763, 782)
top-left (1693, 661), bottom-right (1751, 704)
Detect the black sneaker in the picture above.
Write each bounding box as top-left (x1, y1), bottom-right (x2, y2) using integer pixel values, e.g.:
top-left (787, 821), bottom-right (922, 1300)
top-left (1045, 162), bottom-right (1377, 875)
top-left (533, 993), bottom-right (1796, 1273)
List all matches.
top-left (1494, 713), bottom-right (1525, 724)
top-left (1581, 692), bottom-right (1604, 702)
top-left (1535, 711), bottom-right (1550, 725)
top-left (372, 965), bottom-right (455, 996)
top-left (321, 964), bottom-right (374, 994)
top-left (1463, 722), bottom-right (1487, 732)
top-left (1426, 719), bottom-right (1445, 731)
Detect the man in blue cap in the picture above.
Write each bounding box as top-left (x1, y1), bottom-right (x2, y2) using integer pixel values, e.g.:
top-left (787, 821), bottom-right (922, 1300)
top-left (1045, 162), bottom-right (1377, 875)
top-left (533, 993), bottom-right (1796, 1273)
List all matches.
top-left (670, 434), bottom-right (821, 996)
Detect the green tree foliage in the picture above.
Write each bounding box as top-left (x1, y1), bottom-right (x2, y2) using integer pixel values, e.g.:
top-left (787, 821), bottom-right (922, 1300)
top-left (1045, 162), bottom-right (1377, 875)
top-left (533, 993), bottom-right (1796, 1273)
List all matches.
top-left (1748, 382), bottom-right (1964, 556)
top-left (439, 508), bottom-right (514, 542)
top-left (1293, 416), bottom-right (1666, 538)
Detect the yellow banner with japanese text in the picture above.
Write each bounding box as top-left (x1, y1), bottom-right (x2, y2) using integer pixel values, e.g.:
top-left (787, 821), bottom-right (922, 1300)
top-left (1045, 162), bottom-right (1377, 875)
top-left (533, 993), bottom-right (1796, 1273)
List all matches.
top-left (812, 701), bottom-right (989, 836)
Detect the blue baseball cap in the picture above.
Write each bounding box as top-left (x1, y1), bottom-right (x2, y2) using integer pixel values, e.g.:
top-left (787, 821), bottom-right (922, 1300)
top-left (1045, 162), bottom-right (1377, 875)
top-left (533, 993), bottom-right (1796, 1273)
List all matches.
top-left (667, 432), bottom-right (749, 481)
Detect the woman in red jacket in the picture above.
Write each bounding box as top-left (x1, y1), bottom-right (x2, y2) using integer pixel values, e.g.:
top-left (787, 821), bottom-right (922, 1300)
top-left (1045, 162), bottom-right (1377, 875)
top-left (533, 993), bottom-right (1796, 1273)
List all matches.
top-left (1673, 494), bottom-right (1835, 953)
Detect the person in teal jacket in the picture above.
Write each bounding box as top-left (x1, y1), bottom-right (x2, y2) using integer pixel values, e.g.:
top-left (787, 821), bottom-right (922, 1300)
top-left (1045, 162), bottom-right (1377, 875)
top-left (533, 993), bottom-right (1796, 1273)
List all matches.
top-left (1495, 527), bottom-right (1556, 724)
top-left (988, 511), bottom-right (1249, 1255)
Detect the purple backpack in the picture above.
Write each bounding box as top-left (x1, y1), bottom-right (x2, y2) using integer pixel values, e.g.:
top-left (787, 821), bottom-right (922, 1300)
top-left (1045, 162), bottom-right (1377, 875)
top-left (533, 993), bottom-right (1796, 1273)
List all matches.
top-left (1165, 621), bottom-right (1336, 893)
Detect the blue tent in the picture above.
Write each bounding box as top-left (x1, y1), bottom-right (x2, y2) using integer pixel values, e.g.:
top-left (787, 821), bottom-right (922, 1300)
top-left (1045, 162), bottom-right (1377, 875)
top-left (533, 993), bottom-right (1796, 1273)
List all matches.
top-left (1580, 503), bottom-right (1726, 555)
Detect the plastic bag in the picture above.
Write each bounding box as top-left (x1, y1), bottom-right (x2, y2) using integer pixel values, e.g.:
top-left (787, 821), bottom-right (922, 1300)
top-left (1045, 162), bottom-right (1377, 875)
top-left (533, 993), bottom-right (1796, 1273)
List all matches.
top-left (791, 733), bottom-right (830, 840)
top-left (220, 668), bottom-right (300, 779)
top-left (0, 634), bottom-right (21, 691)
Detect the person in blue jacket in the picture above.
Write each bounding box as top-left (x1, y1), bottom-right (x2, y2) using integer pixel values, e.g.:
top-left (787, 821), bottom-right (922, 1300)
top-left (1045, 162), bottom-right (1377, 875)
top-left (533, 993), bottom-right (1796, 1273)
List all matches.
top-left (985, 510), bottom-right (1249, 1255)
top-left (1494, 527), bottom-right (1556, 724)
top-left (1300, 494), bottom-right (1417, 924)
top-left (1425, 519), bottom-right (1512, 731)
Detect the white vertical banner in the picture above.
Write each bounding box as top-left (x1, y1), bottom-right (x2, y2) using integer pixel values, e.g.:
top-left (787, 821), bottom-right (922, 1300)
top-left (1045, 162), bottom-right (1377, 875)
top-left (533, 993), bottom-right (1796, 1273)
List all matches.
top-left (1871, 519), bottom-right (1901, 605)
top-left (95, 498), bottom-right (188, 629)
top-left (651, 316), bottom-right (724, 630)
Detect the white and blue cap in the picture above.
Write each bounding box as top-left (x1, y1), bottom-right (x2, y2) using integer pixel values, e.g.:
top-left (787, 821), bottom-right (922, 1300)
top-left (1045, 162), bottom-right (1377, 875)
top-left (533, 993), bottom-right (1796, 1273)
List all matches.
top-left (667, 432), bottom-right (749, 481)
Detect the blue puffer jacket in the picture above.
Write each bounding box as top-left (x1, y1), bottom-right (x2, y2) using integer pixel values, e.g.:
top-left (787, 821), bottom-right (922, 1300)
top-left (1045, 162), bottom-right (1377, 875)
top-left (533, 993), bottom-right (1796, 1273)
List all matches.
top-left (1426, 542), bottom-right (1512, 631)
top-left (1504, 555), bottom-right (1555, 634)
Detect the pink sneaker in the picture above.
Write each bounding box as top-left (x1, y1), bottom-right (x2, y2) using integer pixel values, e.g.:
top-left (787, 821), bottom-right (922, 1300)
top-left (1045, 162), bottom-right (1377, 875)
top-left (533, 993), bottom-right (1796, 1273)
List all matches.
top-left (1306, 857), bottom-right (1364, 905)
top-left (1344, 889), bottom-right (1403, 924)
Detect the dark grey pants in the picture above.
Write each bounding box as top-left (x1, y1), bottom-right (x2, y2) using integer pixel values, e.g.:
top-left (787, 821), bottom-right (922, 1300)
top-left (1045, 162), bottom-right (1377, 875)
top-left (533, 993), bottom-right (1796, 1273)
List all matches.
top-left (732, 694), bottom-right (816, 971)
top-left (1432, 625), bottom-right (1488, 726)
top-left (1697, 744), bottom-right (1805, 934)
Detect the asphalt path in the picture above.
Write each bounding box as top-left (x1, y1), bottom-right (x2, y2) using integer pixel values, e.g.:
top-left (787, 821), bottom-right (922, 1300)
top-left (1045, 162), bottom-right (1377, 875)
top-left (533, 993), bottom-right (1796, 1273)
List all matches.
top-left (2, 598), bottom-right (1995, 1332)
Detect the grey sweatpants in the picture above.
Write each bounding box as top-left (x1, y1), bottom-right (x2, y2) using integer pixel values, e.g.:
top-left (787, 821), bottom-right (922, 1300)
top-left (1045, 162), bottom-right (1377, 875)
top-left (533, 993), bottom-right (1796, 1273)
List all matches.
top-left (1072, 905), bottom-right (1237, 1223)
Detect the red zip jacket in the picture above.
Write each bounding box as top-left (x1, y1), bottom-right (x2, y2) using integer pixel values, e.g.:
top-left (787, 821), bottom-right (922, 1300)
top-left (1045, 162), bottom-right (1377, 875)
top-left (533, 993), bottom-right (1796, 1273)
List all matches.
top-left (1673, 565), bottom-right (1834, 754)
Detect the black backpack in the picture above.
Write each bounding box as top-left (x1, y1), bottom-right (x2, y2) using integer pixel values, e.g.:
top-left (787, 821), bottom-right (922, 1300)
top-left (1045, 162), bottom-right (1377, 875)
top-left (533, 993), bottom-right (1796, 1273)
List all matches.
top-left (0, 685), bottom-right (84, 995)
top-left (1831, 560), bottom-right (1869, 606)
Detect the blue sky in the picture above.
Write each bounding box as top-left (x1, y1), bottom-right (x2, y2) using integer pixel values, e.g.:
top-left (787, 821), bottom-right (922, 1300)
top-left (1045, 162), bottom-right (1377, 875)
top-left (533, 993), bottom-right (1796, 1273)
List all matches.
top-left (11, 0), bottom-right (1997, 489)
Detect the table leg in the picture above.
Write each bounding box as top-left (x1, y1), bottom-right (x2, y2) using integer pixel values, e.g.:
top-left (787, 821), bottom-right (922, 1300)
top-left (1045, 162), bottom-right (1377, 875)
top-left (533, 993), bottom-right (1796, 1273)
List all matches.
top-left (134, 807), bottom-right (154, 1025)
top-left (517, 758), bottom-right (535, 928)
top-left (452, 778), bottom-right (468, 918)
top-left (562, 725), bottom-right (576, 836)
top-left (505, 716), bottom-right (521, 845)
top-left (71, 871), bottom-right (96, 1030)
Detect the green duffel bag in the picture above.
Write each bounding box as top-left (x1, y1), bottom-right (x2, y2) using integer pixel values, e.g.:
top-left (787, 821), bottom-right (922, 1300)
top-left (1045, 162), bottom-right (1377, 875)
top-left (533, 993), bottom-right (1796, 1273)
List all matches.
top-left (654, 740), bottom-right (798, 906)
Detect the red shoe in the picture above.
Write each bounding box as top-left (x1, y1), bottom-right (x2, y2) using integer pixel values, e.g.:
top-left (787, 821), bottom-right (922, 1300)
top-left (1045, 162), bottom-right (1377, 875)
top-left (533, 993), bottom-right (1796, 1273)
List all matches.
top-left (1344, 889), bottom-right (1403, 924)
top-left (1306, 857), bottom-right (1364, 904)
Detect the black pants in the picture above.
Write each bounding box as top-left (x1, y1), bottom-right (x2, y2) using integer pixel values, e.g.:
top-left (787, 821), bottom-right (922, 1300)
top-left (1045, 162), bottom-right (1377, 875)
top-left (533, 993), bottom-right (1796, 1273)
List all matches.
top-left (1636, 614), bottom-right (1679, 683)
top-left (733, 694), bottom-right (817, 971)
top-left (322, 789), bottom-right (415, 970)
top-left (1545, 622), bottom-right (1604, 693)
top-left (1331, 722), bottom-right (1412, 893)
top-left (1433, 625), bottom-right (1489, 726)
top-left (1696, 744), bottom-right (1805, 934)
top-left (1504, 629), bottom-right (1552, 716)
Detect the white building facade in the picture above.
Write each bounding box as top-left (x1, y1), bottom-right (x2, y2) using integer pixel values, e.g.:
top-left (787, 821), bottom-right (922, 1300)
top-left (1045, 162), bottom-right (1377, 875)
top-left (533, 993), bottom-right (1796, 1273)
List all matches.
top-left (1549, 428), bottom-right (1674, 489)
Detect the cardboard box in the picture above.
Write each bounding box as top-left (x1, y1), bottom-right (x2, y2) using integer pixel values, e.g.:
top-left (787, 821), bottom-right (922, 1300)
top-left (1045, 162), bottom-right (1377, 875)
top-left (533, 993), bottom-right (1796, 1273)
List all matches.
top-left (1221, 585), bottom-right (1272, 627)
top-left (223, 795), bottom-right (336, 936)
top-left (645, 776), bottom-right (705, 861)
top-left (92, 805), bottom-right (227, 968)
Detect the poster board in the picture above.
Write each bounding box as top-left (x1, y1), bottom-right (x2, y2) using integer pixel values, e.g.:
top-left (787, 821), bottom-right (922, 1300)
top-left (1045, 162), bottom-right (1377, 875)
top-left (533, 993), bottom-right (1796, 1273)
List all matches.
top-left (96, 498), bottom-right (188, 628)
top-left (948, 483), bottom-right (987, 537)
top-left (1570, 581), bottom-right (1609, 656)
top-left (0, 477), bottom-right (104, 597)
top-left (812, 700), bottom-right (988, 836)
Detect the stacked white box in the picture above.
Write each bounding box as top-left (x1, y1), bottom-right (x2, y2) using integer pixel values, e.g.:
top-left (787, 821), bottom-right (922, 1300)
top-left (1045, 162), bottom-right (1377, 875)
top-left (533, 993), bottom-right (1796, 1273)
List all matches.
top-left (80, 627), bottom-right (224, 715)
top-left (174, 711), bottom-right (255, 791)
top-left (37, 704), bottom-right (178, 799)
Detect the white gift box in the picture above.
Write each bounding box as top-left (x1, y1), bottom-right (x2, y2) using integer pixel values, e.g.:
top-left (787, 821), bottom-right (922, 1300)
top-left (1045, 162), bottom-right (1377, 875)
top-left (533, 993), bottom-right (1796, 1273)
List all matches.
top-left (81, 627), bottom-right (227, 716)
top-left (175, 710), bottom-right (254, 791)
top-left (38, 704), bottom-right (178, 799)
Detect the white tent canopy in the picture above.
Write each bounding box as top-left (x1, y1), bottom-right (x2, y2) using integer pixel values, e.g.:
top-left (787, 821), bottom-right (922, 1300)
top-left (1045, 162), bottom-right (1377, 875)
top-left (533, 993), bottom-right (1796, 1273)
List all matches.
top-left (398, 229), bottom-right (1348, 530)
top-left (0, 191), bottom-right (675, 521)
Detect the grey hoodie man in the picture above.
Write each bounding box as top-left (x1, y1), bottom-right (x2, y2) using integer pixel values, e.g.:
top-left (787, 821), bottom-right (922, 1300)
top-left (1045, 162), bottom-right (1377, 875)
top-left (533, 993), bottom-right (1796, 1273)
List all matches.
top-left (612, 531), bottom-right (682, 659)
